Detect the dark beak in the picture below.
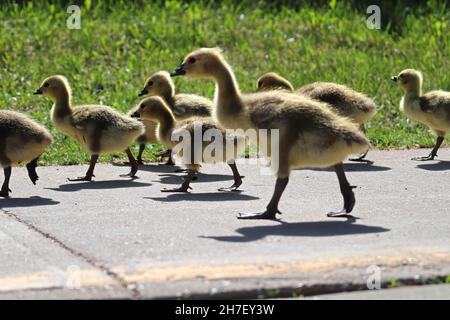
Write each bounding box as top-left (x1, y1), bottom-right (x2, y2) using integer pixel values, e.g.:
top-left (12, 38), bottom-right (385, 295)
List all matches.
top-left (131, 111), bottom-right (140, 118)
top-left (391, 76), bottom-right (398, 82)
top-left (138, 89), bottom-right (148, 97)
top-left (34, 88), bottom-right (43, 95)
top-left (170, 64), bottom-right (186, 77)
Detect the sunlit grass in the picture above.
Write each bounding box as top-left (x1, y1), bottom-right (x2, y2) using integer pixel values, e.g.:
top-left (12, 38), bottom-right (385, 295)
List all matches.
top-left (0, 0), bottom-right (448, 165)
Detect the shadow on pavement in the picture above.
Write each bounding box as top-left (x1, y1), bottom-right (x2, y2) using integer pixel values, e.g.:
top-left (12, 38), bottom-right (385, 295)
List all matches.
top-left (310, 163), bottom-right (391, 172)
top-left (0, 196), bottom-right (59, 208)
top-left (343, 162), bottom-right (392, 172)
top-left (158, 173), bottom-right (237, 185)
top-left (416, 161), bottom-right (450, 171)
top-left (147, 191), bottom-right (259, 202)
top-left (112, 162), bottom-right (183, 173)
top-left (203, 221), bottom-right (389, 242)
top-left (46, 179), bottom-right (152, 192)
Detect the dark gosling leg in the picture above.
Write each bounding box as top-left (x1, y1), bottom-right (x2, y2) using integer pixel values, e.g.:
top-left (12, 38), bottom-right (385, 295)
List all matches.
top-left (26, 157), bottom-right (39, 185)
top-left (121, 148), bottom-right (139, 177)
top-left (412, 136), bottom-right (444, 161)
top-left (69, 155), bottom-right (98, 182)
top-left (219, 161), bottom-right (243, 191)
top-left (349, 125), bottom-right (372, 163)
top-left (0, 167), bottom-right (12, 198)
top-left (165, 152), bottom-right (175, 166)
top-left (161, 169), bottom-right (196, 192)
top-left (327, 163), bottom-right (356, 217)
top-left (137, 143), bottom-right (146, 165)
top-left (238, 176), bottom-right (288, 220)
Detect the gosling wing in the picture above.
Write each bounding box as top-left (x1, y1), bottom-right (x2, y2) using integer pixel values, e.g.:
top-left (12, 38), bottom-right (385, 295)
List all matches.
top-left (419, 90), bottom-right (450, 113)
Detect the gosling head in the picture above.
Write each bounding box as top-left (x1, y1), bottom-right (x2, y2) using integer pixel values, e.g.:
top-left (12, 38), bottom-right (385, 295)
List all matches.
top-left (170, 48), bottom-right (225, 79)
top-left (138, 71), bottom-right (174, 97)
top-left (391, 69), bottom-right (423, 94)
top-left (256, 72), bottom-right (294, 92)
top-left (130, 96), bottom-right (172, 122)
top-left (34, 75), bottom-right (71, 99)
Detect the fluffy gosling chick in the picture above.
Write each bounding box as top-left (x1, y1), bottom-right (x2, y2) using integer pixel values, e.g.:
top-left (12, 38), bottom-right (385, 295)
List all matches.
top-left (138, 70), bottom-right (213, 119)
top-left (257, 72), bottom-right (377, 162)
top-left (0, 110), bottom-right (53, 197)
top-left (34, 75), bottom-right (145, 181)
top-left (171, 48), bottom-right (369, 220)
top-left (256, 72), bottom-right (294, 92)
top-left (138, 70), bottom-right (213, 165)
top-left (392, 69), bottom-right (450, 161)
top-left (131, 96), bottom-right (243, 192)
top-left (127, 105), bottom-right (158, 165)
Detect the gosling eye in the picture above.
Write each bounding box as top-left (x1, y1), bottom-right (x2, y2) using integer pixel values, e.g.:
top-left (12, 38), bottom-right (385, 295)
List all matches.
top-left (148, 81), bottom-right (153, 86)
top-left (399, 74), bottom-right (403, 79)
top-left (188, 57), bottom-right (196, 64)
top-left (257, 81), bottom-right (262, 88)
top-left (140, 104), bottom-right (144, 109)
top-left (44, 82), bottom-right (49, 87)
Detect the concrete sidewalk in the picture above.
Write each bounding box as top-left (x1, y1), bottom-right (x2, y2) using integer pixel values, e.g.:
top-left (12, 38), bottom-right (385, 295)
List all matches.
top-left (1, 149), bottom-right (449, 299)
top-left (307, 284), bottom-right (450, 300)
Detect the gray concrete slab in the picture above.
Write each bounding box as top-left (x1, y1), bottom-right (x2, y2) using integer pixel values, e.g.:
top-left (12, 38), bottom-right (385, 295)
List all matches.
top-left (0, 209), bottom-right (130, 298)
top-left (307, 284), bottom-right (450, 300)
top-left (1, 148), bottom-right (450, 299)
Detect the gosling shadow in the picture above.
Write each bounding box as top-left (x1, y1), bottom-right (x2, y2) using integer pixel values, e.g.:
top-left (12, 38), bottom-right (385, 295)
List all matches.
top-left (0, 196), bottom-right (59, 208)
top-left (416, 161), bottom-right (450, 171)
top-left (202, 220), bottom-right (389, 242)
top-left (157, 173), bottom-right (237, 185)
top-left (147, 192), bottom-right (259, 202)
top-left (309, 163), bottom-right (391, 172)
top-left (46, 179), bottom-right (152, 192)
top-left (112, 161), bottom-right (184, 173)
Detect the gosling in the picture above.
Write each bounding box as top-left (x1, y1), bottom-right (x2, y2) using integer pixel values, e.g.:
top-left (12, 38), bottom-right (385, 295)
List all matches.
top-left (392, 69), bottom-right (450, 161)
top-left (138, 70), bottom-right (213, 164)
top-left (0, 110), bottom-right (53, 197)
top-left (131, 96), bottom-right (243, 192)
top-left (257, 72), bottom-right (377, 162)
top-left (138, 70), bottom-right (213, 119)
top-left (127, 105), bottom-right (158, 165)
top-left (34, 75), bottom-right (145, 181)
top-left (171, 48), bottom-right (369, 219)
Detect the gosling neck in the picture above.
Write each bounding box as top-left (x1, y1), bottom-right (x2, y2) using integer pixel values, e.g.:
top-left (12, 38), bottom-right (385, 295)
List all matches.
top-left (157, 109), bottom-right (177, 144)
top-left (403, 85), bottom-right (422, 99)
top-left (158, 82), bottom-right (176, 108)
top-left (52, 89), bottom-right (72, 119)
top-left (212, 61), bottom-right (244, 115)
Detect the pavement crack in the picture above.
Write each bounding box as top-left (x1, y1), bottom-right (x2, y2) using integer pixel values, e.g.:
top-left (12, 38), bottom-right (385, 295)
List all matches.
top-left (0, 208), bottom-right (141, 299)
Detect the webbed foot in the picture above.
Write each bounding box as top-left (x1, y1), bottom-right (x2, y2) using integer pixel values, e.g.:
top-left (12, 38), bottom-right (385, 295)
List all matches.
top-left (68, 175), bottom-right (94, 182)
top-left (328, 185), bottom-right (356, 217)
top-left (411, 154), bottom-right (436, 161)
top-left (27, 170), bottom-right (39, 185)
top-left (218, 178), bottom-right (243, 192)
top-left (237, 208), bottom-right (281, 220)
top-left (0, 188), bottom-right (11, 198)
top-left (161, 185), bottom-right (192, 193)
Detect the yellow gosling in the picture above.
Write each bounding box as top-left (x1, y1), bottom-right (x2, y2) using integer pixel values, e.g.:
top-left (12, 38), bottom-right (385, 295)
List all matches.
top-left (0, 110), bottom-right (53, 197)
top-left (171, 48), bottom-right (369, 219)
top-left (34, 75), bottom-right (145, 181)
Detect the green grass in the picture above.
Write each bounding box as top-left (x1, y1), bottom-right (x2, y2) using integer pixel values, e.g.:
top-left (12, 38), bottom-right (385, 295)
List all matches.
top-left (388, 278), bottom-right (400, 289)
top-left (0, 0), bottom-right (449, 165)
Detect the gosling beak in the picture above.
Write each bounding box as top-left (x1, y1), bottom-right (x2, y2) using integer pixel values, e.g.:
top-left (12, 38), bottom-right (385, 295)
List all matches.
top-left (391, 76), bottom-right (398, 82)
top-left (170, 64), bottom-right (186, 77)
top-left (131, 111), bottom-right (140, 118)
top-left (138, 89), bottom-right (148, 97)
top-left (34, 88), bottom-right (43, 95)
